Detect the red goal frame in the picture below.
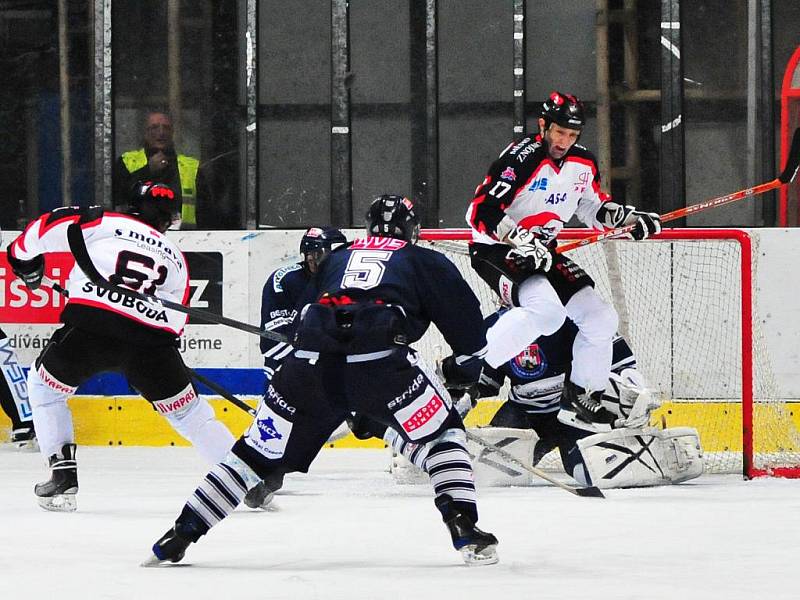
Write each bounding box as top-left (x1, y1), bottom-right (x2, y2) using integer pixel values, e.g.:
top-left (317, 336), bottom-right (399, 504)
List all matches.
top-left (420, 227), bottom-right (798, 480)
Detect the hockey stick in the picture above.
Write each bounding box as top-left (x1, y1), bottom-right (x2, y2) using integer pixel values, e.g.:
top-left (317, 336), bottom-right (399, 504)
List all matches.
top-left (64, 223), bottom-right (288, 343)
top-left (556, 127), bottom-right (800, 254)
top-left (465, 429), bottom-right (605, 498)
top-left (44, 277), bottom-right (348, 441)
top-left (189, 368), bottom-right (351, 443)
top-left (41, 276), bottom-right (259, 419)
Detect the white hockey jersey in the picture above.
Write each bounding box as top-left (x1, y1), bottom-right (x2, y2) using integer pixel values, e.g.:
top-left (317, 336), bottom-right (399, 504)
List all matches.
top-left (467, 135), bottom-right (608, 245)
top-left (9, 207), bottom-right (190, 339)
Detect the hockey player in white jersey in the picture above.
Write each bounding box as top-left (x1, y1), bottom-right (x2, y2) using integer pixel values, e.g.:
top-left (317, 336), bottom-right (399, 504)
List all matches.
top-left (6, 182), bottom-right (235, 512)
top-left (467, 91), bottom-right (662, 432)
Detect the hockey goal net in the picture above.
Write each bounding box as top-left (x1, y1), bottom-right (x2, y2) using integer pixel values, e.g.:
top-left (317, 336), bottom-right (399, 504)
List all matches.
top-left (417, 228), bottom-right (800, 479)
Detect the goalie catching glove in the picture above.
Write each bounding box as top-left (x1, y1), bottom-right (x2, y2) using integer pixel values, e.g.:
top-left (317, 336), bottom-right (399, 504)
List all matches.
top-left (6, 251), bottom-right (45, 290)
top-left (503, 226), bottom-right (553, 274)
top-left (596, 201), bottom-right (661, 241)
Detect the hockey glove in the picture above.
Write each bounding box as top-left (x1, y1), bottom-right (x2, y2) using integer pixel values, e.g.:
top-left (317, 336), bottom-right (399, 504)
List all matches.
top-left (505, 240), bottom-right (553, 274)
top-left (627, 210), bottom-right (661, 241)
top-left (7, 252), bottom-right (45, 290)
top-left (440, 355), bottom-right (481, 418)
top-left (596, 201), bottom-right (662, 241)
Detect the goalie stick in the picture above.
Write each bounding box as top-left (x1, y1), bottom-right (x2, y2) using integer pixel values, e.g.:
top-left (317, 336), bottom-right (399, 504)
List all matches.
top-left (64, 223), bottom-right (288, 343)
top-left (465, 430), bottom-right (605, 498)
top-left (556, 126), bottom-right (800, 254)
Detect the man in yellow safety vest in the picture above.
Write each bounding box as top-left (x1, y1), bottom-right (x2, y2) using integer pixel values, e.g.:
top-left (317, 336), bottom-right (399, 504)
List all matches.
top-left (113, 110), bottom-right (210, 229)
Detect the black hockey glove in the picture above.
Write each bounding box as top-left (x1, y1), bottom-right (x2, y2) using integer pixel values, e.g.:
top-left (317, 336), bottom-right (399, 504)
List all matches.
top-left (596, 201), bottom-right (661, 241)
top-left (440, 355), bottom-right (480, 418)
top-left (627, 210), bottom-right (661, 241)
top-left (7, 251), bottom-right (45, 290)
top-left (504, 227), bottom-right (553, 274)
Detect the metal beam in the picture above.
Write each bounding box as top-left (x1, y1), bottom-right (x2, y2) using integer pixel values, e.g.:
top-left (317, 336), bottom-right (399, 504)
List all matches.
top-left (512, 0), bottom-right (525, 139)
top-left (93, 0), bottom-right (112, 208)
top-left (245, 0), bottom-right (257, 229)
top-left (331, 0), bottom-right (352, 226)
top-left (659, 0), bottom-right (686, 220)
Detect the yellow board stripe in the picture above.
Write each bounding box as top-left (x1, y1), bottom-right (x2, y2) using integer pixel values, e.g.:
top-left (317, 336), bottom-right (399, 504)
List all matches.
top-left (2, 397), bottom-right (798, 453)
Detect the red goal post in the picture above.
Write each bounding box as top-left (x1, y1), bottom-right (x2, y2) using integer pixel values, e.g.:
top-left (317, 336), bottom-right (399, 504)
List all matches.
top-left (418, 227), bottom-right (800, 479)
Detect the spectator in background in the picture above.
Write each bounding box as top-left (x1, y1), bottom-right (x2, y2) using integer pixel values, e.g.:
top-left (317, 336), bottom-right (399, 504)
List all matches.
top-left (113, 109), bottom-right (214, 229)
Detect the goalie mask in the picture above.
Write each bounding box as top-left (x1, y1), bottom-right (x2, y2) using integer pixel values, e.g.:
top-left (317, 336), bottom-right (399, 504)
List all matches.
top-left (366, 195), bottom-right (420, 244)
top-left (127, 180), bottom-right (181, 233)
top-left (300, 226), bottom-right (347, 274)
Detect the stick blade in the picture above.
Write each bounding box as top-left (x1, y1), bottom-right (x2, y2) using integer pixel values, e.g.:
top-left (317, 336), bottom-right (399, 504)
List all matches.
top-left (575, 486), bottom-right (605, 498)
top-left (779, 127), bottom-right (800, 184)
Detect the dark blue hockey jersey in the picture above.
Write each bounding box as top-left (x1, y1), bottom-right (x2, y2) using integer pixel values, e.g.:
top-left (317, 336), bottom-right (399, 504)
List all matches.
top-left (259, 262), bottom-right (311, 380)
top-left (480, 308), bottom-right (636, 414)
top-left (301, 236), bottom-right (486, 361)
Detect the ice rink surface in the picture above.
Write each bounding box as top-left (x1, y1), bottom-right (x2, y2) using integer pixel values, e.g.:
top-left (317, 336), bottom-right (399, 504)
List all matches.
top-left (0, 446), bottom-right (797, 600)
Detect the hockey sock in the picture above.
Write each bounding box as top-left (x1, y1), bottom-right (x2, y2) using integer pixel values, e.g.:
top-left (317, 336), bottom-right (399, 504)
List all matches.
top-left (424, 439), bottom-right (478, 524)
top-left (183, 462), bottom-right (249, 534)
top-left (384, 428), bottom-right (432, 469)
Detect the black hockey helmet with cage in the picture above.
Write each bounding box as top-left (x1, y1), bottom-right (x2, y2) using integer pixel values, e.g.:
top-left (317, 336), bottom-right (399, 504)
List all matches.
top-left (540, 91), bottom-right (586, 131)
top-left (300, 226), bottom-right (347, 273)
top-left (127, 180), bottom-right (181, 232)
top-left (365, 195), bottom-right (420, 243)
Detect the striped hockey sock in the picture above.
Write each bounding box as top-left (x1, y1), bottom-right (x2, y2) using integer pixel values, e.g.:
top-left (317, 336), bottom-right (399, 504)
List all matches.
top-left (424, 439), bottom-right (478, 522)
top-left (181, 462), bottom-right (249, 536)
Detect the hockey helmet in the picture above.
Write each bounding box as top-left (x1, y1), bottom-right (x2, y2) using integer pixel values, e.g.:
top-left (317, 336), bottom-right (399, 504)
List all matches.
top-left (540, 91), bottom-right (586, 131)
top-left (365, 195), bottom-right (420, 243)
top-left (300, 226), bottom-right (347, 273)
top-left (128, 180), bottom-right (181, 232)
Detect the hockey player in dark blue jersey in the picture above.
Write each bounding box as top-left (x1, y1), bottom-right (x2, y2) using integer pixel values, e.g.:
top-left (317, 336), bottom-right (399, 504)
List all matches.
top-left (243, 225), bottom-right (348, 509)
top-left (257, 226), bottom-right (348, 384)
top-left (473, 308), bottom-right (703, 489)
top-left (144, 195), bottom-right (499, 567)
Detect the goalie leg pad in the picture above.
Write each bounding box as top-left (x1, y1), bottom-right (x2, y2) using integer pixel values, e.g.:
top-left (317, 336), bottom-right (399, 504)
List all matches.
top-left (466, 427), bottom-right (538, 487)
top-left (577, 426), bottom-right (703, 488)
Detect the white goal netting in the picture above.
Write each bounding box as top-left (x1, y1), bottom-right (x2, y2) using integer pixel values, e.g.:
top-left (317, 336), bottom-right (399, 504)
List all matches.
top-left (416, 229), bottom-right (800, 477)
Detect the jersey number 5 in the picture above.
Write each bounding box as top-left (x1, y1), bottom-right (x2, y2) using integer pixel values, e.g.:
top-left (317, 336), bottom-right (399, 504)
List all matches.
top-left (109, 250), bottom-right (168, 295)
top-left (341, 250), bottom-right (392, 290)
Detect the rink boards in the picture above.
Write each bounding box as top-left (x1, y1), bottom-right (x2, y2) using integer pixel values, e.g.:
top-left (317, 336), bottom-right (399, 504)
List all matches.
top-left (2, 394), bottom-right (799, 453)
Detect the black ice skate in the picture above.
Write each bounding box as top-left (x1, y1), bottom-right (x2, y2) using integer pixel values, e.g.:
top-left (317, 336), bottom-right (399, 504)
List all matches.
top-left (141, 527), bottom-right (193, 567)
top-left (34, 443), bottom-right (78, 512)
top-left (558, 380), bottom-right (618, 432)
top-left (11, 425), bottom-right (38, 451)
top-left (435, 494), bottom-right (498, 566)
top-left (243, 471), bottom-right (284, 510)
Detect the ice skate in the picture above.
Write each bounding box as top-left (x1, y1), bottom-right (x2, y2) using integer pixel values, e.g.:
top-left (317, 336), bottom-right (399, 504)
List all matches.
top-left (11, 426), bottom-right (38, 451)
top-left (558, 380), bottom-right (617, 432)
top-left (243, 480), bottom-right (276, 510)
top-left (435, 494), bottom-right (498, 566)
top-left (34, 443), bottom-right (78, 512)
top-left (141, 527), bottom-right (193, 567)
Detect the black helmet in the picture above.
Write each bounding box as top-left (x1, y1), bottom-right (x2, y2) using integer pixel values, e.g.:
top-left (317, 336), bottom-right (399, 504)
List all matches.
top-left (365, 195), bottom-right (420, 243)
top-left (540, 91), bottom-right (585, 130)
top-left (300, 226), bottom-right (347, 273)
top-left (128, 180), bottom-right (180, 232)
